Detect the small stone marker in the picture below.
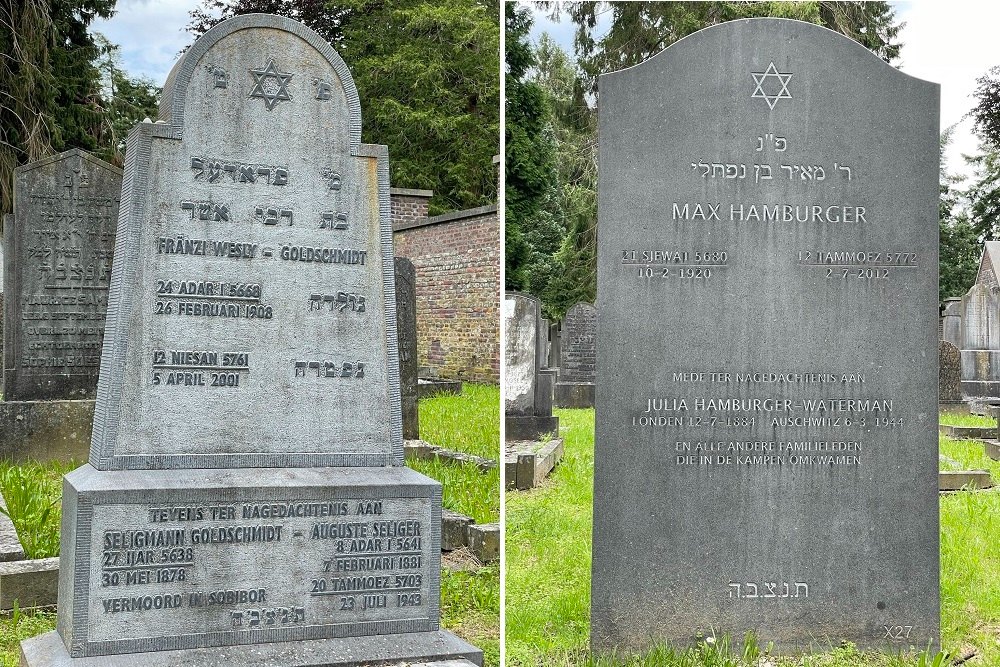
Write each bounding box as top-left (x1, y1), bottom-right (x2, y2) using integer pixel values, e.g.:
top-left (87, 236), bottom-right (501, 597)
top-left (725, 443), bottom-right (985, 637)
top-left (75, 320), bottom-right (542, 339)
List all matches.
top-left (554, 302), bottom-right (596, 408)
top-left (3, 149), bottom-right (120, 401)
top-left (22, 14), bottom-right (480, 666)
top-left (396, 256), bottom-right (419, 439)
top-left (504, 292), bottom-right (558, 440)
top-left (940, 341), bottom-right (963, 408)
top-left (591, 19), bottom-right (939, 654)
top-left (941, 297), bottom-right (961, 349)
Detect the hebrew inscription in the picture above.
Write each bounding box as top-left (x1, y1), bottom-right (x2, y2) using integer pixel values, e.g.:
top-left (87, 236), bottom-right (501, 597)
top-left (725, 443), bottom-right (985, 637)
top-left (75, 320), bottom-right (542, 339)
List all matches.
top-left (4, 150), bottom-right (121, 400)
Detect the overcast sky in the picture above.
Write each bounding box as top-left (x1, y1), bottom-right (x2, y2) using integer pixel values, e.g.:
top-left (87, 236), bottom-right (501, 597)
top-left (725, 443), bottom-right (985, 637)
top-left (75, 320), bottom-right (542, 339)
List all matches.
top-left (93, 1), bottom-right (998, 179)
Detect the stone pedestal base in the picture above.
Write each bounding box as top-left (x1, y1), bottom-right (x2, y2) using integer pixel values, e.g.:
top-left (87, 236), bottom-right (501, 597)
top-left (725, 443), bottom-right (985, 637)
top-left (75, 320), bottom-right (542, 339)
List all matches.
top-left (55, 466), bottom-right (450, 659)
top-left (554, 383), bottom-right (595, 409)
top-left (504, 415), bottom-right (558, 441)
top-left (21, 629), bottom-right (482, 666)
top-left (0, 400), bottom-right (93, 463)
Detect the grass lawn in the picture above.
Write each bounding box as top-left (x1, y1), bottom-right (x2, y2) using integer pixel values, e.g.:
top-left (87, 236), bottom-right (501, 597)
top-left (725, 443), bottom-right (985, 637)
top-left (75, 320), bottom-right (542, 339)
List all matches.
top-left (506, 408), bottom-right (1000, 666)
top-left (0, 386), bottom-right (501, 667)
top-left (939, 412), bottom-right (996, 428)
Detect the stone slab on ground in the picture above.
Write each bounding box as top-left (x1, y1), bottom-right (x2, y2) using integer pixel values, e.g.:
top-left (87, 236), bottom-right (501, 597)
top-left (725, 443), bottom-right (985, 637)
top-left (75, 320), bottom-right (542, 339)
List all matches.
top-left (504, 415), bottom-right (559, 442)
top-left (504, 439), bottom-right (564, 490)
top-left (417, 379), bottom-right (462, 399)
top-left (0, 492), bottom-right (25, 562)
top-left (553, 382), bottom-right (595, 409)
top-left (466, 523), bottom-right (499, 564)
top-left (404, 440), bottom-right (497, 473)
top-left (939, 470), bottom-right (993, 491)
top-left (0, 400), bottom-right (92, 463)
top-left (939, 424), bottom-right (995, 440)
top-left (442, 509), bottom-right (474, 552)
top-left (0, 557), bottom-right (58, 609)
top-left (983, 439), bottom-right (1000, 461)
top-left (21, 630), bottom-right (482, 667)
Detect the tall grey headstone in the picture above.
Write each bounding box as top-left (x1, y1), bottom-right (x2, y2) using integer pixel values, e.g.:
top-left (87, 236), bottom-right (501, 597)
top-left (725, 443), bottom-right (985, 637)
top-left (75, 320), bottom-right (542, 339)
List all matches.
top-left (941, 297), bottom-right (961, 349)
top-left (22, 14), bottom-right (480, 667)
top-left (504, 292), bottom-right (557, 441)
top-left (554, 302), bottom-right (596, 408)
top-left (395, 256), bottom-right (419, 440)
top-left (4, 149), bottom-right (120, 401)
top-left (959, 245), bottom-right (1000, 398)
top-left (592, 19), bottom-right (939, 654)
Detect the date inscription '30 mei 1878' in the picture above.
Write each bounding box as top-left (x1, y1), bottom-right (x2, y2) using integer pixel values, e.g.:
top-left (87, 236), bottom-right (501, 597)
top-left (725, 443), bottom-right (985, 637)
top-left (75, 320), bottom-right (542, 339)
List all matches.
top-left (87, 497), bottom-right (432, 642)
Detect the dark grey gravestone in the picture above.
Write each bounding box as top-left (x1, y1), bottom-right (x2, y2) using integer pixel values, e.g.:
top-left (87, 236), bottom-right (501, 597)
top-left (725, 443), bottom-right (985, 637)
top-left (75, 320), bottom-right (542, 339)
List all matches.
top-left (4, 149), bottom-right (120, 401)
top-left (23, 14), bottom-right (480, 667)
top-left (548, 321), bottom-right (560, 370)
top-left (554, 302), bottom-right (596, 408)
top-left (940, 341), bottom-right (963, 404)
top-left (396, 256), bottom-right (419, 439)
top-left (504, 292), bottom-right (558, 441)
top-left (592, 18), bottom-right (939, 655)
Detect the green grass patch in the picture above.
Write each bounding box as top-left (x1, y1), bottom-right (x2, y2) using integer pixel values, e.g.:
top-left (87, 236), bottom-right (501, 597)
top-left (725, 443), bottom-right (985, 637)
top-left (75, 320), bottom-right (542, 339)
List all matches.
top-left (407, 458), bottom-right (499, 524)
top-left (0, 460), bottom-right (75, 559)
top-left (442, 565), bottom-right (500, 666)
top-left (506, 408), bottom-right (997, 666)
top-left (939, 412), bottom-right (996, 428)
top-left (418, 384), bottom-right (499, 460)
top-left (0, 608), bottom-right (56, 667)
top-left (939, 436), bottom-right (999, 479)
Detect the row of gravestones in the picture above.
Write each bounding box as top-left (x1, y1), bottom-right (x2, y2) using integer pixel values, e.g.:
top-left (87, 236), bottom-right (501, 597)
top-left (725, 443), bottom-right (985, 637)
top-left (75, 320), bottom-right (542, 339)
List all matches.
top-left (939, 242), bottom-right (1000, 408)
top-left (0, 156), bottom-right (421, 454)
top-left (6, 14), bottom-right (479, 667)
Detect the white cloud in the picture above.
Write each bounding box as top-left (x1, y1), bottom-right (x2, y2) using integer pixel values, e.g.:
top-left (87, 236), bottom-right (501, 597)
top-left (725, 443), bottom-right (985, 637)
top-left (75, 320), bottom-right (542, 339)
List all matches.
top-left (894, 1), bottom-right (1000, 180)
top-left (91, 0), bottom-right (203, 86)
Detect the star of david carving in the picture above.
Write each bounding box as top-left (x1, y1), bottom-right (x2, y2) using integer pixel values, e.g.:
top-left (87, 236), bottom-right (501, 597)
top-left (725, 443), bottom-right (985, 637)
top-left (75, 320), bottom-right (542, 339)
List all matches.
top-left (248, 58), bottom-right (293, 111)
top-left (751, 62), bottom-right (792, 110)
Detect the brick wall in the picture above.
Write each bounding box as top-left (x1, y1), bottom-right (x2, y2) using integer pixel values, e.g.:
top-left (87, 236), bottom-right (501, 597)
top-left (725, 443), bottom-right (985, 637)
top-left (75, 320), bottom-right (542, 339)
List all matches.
top-left (392, 202), bottom-right (500, 384)
top-left (390, 188), bottom-right (432, 229)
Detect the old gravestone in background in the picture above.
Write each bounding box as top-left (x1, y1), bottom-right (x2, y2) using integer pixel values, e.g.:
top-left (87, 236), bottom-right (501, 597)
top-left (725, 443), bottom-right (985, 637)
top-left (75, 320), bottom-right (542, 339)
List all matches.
top-left (22, 15), bottom-right (480, 666)
top-left (504, 292), bottom-right (558, 441)
top-left (0, 150), bottom-right (120, 462)
top-left (554, 302), bottom-right (596, 408)
top-left (395, 256), bottom-right (419, 440)
top-left (4, 149), bottom-right (119, 401)
top-left (592, 19), bottom-right (939, 654)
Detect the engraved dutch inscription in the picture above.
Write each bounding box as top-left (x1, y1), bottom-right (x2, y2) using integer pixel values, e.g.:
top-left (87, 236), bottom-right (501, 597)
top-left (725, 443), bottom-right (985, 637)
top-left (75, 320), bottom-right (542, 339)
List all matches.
top-left (591, 19), bottom-right (939, 654)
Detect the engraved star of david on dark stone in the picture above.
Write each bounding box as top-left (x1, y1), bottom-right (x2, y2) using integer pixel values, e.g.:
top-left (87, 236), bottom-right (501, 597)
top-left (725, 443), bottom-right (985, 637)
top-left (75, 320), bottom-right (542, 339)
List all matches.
top-left (751, 62), bottom-right (792, 110)
top-left (248, 58), bottom-right (293, 110)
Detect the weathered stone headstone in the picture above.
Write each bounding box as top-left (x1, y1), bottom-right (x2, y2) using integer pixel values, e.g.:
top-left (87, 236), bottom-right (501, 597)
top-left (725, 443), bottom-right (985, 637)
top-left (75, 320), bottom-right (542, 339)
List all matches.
top-left (941, 297), bottom-right (961, 349)
top-left (3, 149), bottom-right (120, 401)
top-left (396, 256), bottom-right (419, 440)
top-left (960, 244), bottom-right (1000, 398)
top-left (22, 15), bottom-right (480, 666)
top-left (554, 302), bottom-right (596, 408)
top-left (504, 292), bottom-right (558, 441)
top-left (592, 19), bottom-right (939, 654)
top-left (940, 341), bottom-right (964, 409)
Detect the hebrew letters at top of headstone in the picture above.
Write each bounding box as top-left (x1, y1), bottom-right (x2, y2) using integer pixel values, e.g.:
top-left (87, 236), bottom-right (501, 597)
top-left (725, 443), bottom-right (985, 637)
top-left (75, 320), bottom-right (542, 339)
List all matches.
top-left (92, 15), bottom-right (402, 469)
top-left (592, 19), bottom-right (939, 653)
top-left (5, 150), bottom-right (121, 401)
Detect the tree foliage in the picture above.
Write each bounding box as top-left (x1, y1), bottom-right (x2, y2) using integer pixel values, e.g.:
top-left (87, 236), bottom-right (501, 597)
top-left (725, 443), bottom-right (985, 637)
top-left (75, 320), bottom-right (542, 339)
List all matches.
top-left (509, 1), bottom-right (905, 318)
top-left (505, 4), bottom-right (560, 299)
top-left (544, 1), bottom-right (902, 91)
top-left (189, 0), bottom-right (500, 214)
top-left (939, 127), bottom-right (978, 302)
top-left (970, 66), bottom-right (1000, 150)
top-left (0, 0), bottom-right (115, 213)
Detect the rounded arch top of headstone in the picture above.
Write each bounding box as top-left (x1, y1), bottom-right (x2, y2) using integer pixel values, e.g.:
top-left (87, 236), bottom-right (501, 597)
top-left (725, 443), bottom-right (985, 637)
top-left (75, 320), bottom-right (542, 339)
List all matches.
top-left (565, 301), bottom-right (596, 317)
top-left (600, 18), bottom-right (936, 96)
top-left (160, 13), bottom-right (361, 150)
